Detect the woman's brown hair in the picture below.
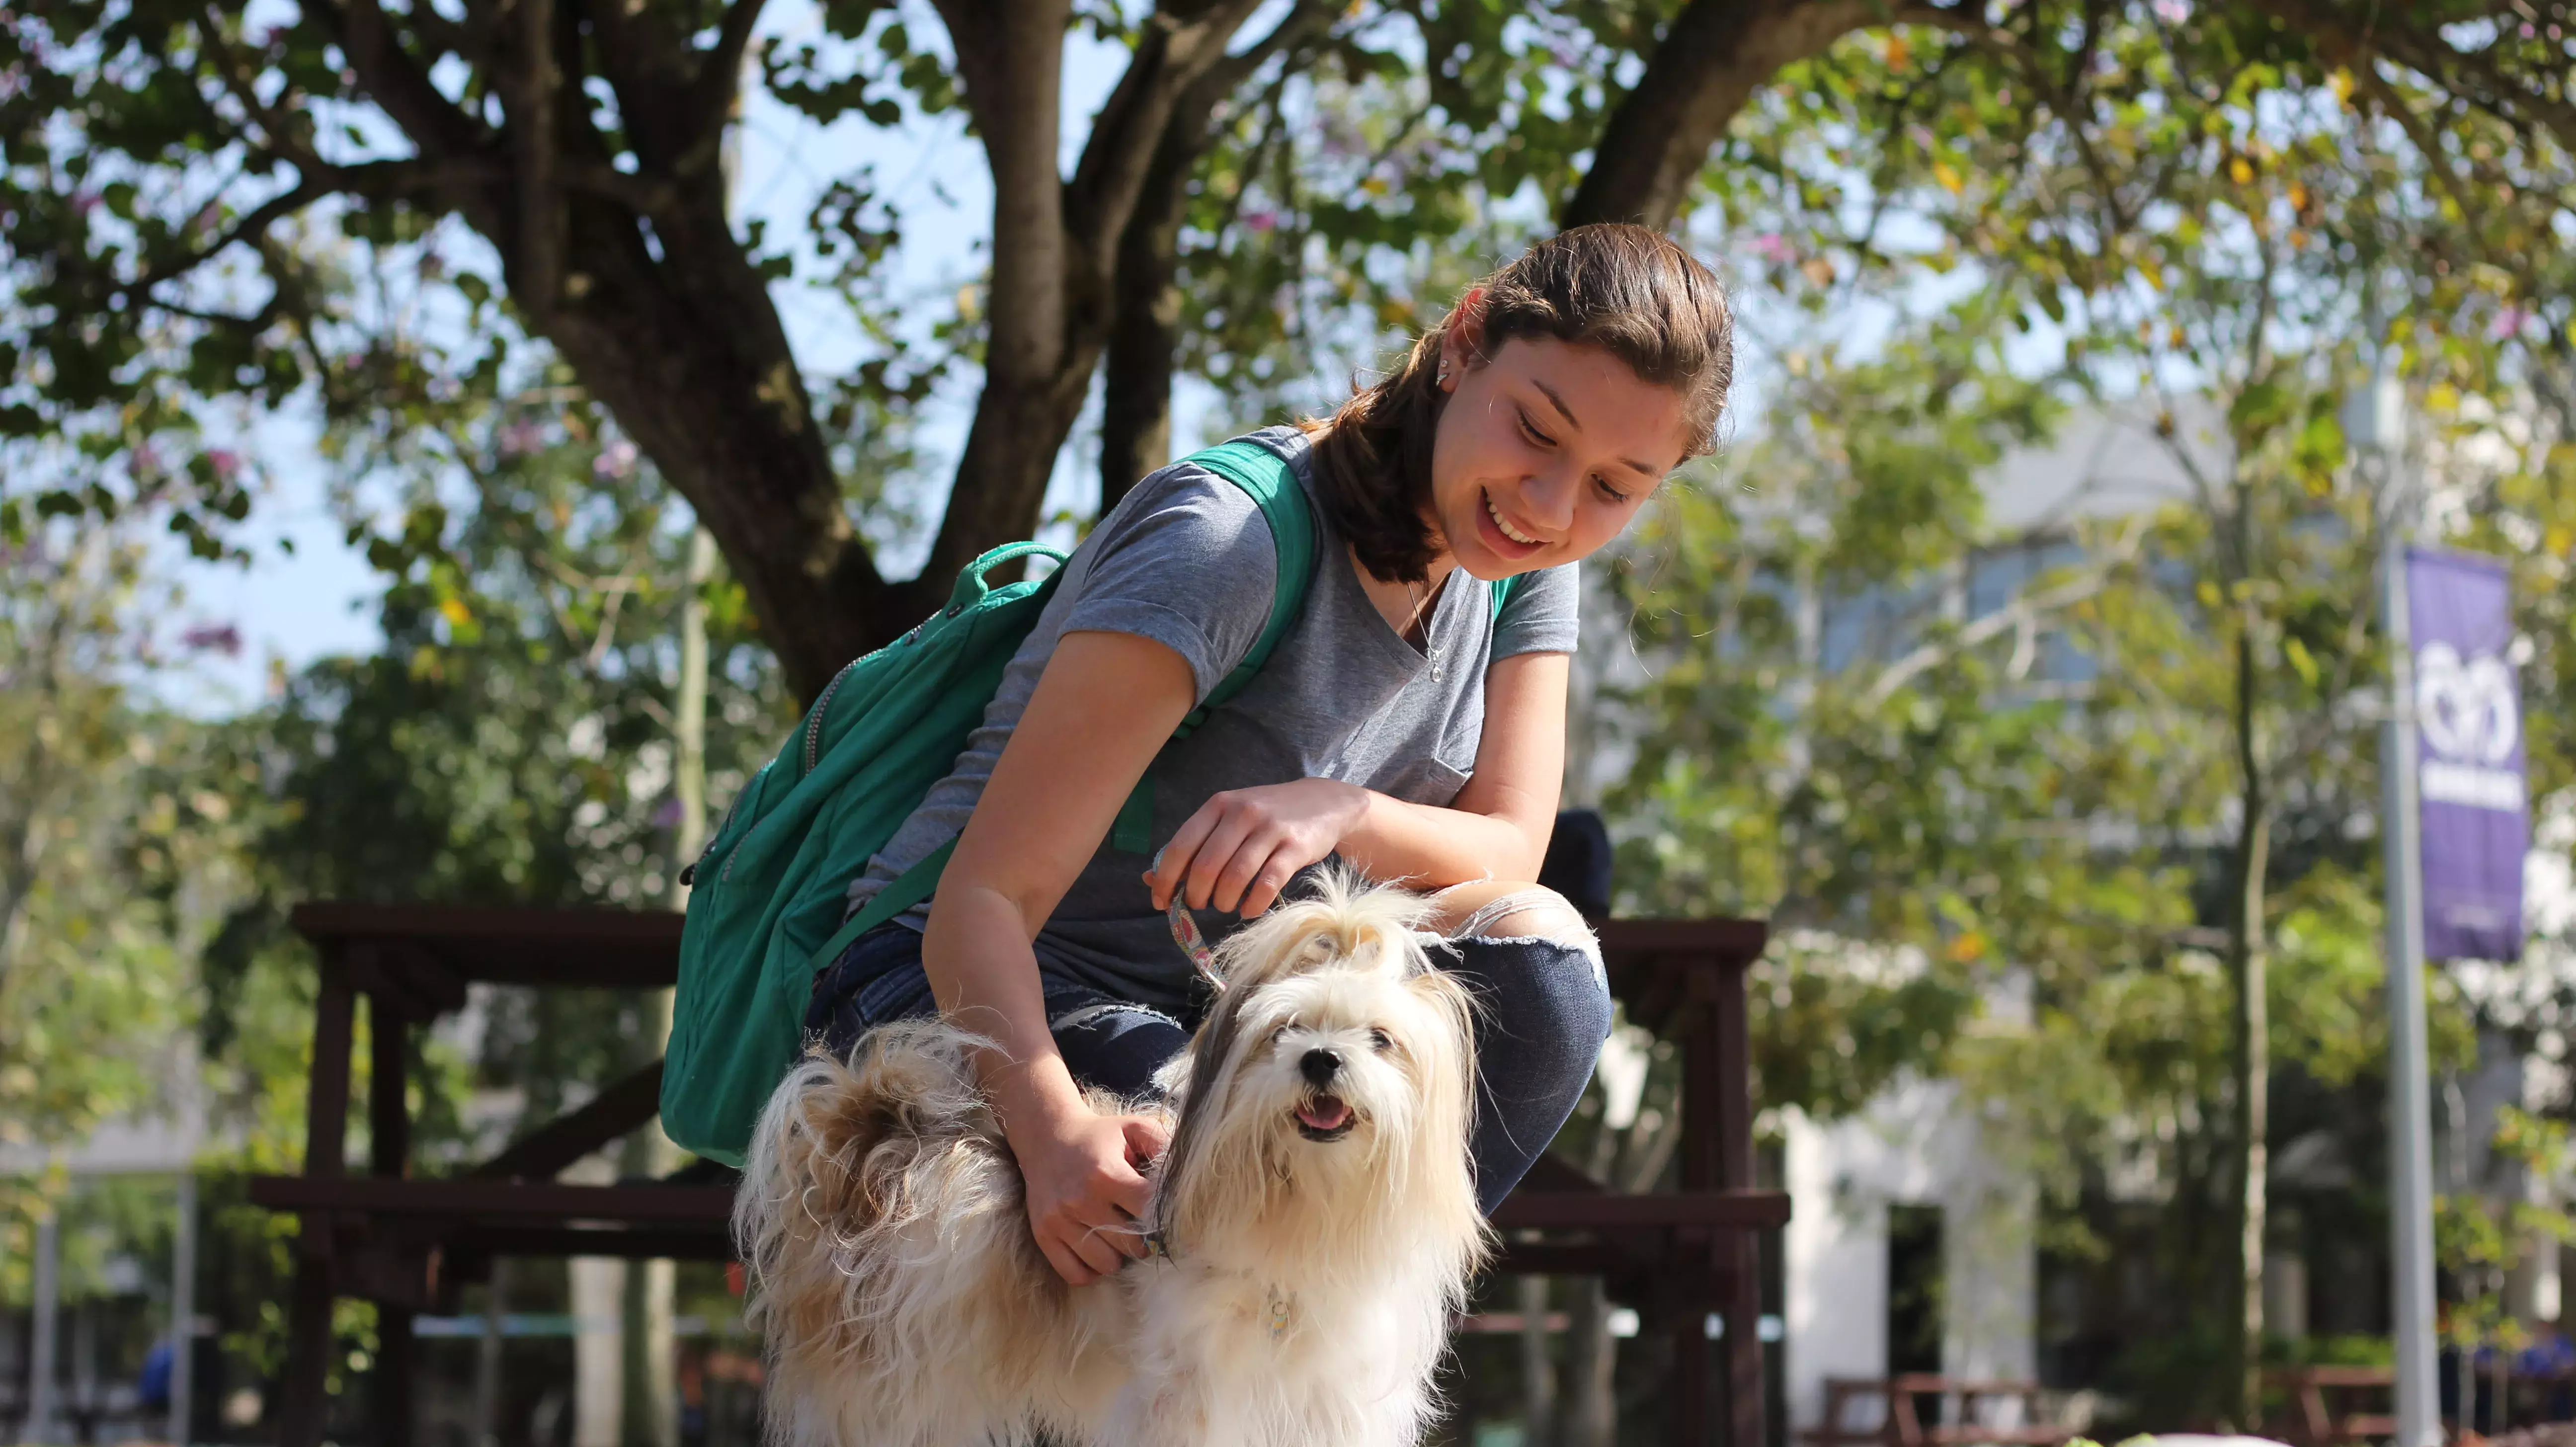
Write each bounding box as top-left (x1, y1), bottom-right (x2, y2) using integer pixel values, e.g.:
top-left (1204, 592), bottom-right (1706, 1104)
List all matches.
top-left (1306, 223), bottom-right (1734, 584)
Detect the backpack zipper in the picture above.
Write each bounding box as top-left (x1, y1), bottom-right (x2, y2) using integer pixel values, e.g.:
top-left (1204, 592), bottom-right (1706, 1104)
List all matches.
top-left (802, 658), bottom-right (860, 776)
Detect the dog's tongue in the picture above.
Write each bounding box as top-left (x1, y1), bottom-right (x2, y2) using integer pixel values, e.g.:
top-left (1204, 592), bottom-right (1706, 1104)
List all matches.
top-left (1297, 1096), bottom-right (1352, 1132)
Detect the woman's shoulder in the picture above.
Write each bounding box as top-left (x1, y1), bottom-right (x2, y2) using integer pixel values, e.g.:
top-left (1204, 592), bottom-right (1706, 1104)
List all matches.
top-left (1096, 427), bottom-right (1311, 552)
top-left (1120, 426), bottom-right (1310, 507)
top-left (1057, 432), bottom-right (1308, 698)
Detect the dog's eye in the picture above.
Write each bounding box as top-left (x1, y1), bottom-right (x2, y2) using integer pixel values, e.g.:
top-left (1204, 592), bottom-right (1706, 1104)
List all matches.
top-left (1369, 1028), bottom-right (1393, 1052)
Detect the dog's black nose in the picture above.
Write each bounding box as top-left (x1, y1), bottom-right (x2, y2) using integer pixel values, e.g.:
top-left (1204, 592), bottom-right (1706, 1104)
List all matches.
top-left (1300, 1049), bottom-right (1341, 1086)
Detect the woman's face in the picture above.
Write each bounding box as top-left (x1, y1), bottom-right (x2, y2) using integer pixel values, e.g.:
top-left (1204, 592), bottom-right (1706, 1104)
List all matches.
top-left (1426, 325), bottom-right (1692, 580)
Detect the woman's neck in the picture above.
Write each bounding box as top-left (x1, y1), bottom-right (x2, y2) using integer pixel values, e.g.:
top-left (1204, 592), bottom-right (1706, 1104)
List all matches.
top-left (1351, 546), bottom-right (1458, 648)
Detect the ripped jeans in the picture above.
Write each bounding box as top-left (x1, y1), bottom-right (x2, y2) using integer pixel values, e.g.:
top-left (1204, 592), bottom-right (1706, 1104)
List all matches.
top-left (803, 919), bottom-right (1612, 1214)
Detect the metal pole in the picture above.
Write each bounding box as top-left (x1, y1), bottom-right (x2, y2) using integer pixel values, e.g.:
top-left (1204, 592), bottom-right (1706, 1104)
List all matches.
top-left (169, 1172), bottom-right (197, 1447)
top-left (2384, 504), bottom-right (2441, 1447)
top-left (475, 1258), bottom-right (509, 1447)
top-left (27, 1212), bottom-right (60, 1446)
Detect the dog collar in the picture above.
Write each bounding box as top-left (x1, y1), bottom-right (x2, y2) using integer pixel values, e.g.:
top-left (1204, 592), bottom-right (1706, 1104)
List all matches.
top-left (1265, 1286), bottom-right (1295, 1339)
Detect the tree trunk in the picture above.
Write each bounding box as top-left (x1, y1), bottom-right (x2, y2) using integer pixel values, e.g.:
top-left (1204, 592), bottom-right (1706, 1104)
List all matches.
top-left (2228, 558), bottom-right (2272, 1429)
top-left (1519, 1274), bottom-right (1559, 1444)
top-left (527, 188), bottom-right (889, 705)
top-left (1558, 1275), bottom-right (1619, 1447)
top-left (1098, 135), bottom-right (1195, 513)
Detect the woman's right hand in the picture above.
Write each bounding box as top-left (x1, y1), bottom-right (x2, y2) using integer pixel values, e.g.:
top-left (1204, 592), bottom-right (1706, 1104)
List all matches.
top-left (1005, 1096), bottom-right (1171, 1286)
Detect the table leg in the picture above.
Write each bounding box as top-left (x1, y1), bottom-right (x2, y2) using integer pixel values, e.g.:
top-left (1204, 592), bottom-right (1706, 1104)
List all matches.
top-left (280, 957), bottom-right (357, 1447)
top-left (1728, 1236), bottom-right (1767, 1447)
top-left (1674, 1307), bottom-right (1710, 1447)
top-left (368, 987), bottom-right (414, 1447)
top-left (275, 1233), bottom-right (336, 1447)
top-left (375, 1308), bottom-right (415, 1447)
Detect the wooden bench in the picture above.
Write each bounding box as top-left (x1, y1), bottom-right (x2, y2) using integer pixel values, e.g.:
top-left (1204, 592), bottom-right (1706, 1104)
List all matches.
top-left (253, 903), bottom-right (1787, 1447)
top-left (2270, 1365), bottom-right (2397, 1447)
top-left (1804, 1376), bottom-right (2074, 1447)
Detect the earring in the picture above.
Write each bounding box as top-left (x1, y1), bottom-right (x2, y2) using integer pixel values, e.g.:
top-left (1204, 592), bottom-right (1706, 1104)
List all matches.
top-left (1437, 361), bottom-right (1452, 387)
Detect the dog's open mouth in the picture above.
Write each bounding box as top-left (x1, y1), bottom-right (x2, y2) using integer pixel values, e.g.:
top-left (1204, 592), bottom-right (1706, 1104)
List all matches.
top-left (1294, 1095), bottom-right (1356, 1141)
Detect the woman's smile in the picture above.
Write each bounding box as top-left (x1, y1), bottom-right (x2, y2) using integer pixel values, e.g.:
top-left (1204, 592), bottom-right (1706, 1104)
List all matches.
top-left (1479, 488), bottom-right (1550, 557)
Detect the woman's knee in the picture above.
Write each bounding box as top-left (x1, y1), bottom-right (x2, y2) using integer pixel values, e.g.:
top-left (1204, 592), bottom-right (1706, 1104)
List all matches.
top-left (1448, 927), bottom-right (1613, 1076)
top-left (1431, 880), bottom-right (1598, 951)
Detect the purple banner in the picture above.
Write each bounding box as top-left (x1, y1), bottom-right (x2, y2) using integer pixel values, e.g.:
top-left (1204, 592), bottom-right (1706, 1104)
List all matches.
top-left (2411, 547), bottom-right (2527, 962)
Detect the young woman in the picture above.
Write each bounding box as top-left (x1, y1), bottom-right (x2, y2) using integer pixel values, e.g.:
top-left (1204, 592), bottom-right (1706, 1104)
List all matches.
top-left (808, 222), bottom-right (1735, 1288)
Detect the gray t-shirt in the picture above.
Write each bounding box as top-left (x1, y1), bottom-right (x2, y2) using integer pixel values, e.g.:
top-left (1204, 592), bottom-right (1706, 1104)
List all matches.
top-left (847, 426), bottom-right (1580, 1010)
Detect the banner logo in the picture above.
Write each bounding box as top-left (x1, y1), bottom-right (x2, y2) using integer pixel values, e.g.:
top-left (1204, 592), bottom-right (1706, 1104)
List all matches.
top-left (2418, 641), bottom-right (2524, 810)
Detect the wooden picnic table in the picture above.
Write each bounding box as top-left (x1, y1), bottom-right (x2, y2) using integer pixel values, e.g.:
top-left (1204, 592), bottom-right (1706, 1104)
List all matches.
top-left (2269, 1364), bottom-right (2397, 1447)
top-left (1803, 1376), bottom-right (2076, 1447)
top-left (253, 902), bottom-right (1787, 1447)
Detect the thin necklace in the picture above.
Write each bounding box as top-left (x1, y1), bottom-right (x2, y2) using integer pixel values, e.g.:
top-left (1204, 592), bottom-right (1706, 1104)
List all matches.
top-left (1404, 576), bottom-right (1443, 679)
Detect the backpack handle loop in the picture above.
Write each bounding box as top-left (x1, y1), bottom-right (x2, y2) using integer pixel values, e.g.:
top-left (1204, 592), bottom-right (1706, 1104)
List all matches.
top-left (949, 542), bottom-right (1069, 614)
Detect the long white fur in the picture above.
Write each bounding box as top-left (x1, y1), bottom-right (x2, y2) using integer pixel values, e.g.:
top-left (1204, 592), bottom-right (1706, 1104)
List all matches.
top-left (733, 871), bottom-right (1491, 1447)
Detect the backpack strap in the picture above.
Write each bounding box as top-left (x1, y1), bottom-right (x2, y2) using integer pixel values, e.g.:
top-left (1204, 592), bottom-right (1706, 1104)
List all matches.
top-left (1109, 439), bottom-right (1316, 854)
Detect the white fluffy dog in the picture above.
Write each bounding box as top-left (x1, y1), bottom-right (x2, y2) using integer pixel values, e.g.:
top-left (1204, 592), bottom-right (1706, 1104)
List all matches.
top-left (733, 873), bottom-right (1491, 1447)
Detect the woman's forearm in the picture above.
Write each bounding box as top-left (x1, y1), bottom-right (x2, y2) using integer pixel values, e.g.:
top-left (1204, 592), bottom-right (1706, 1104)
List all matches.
top-left (921, 884), bottom-right (1088, 1136)
top-left (1336, 785), bottom-right (1553, 890)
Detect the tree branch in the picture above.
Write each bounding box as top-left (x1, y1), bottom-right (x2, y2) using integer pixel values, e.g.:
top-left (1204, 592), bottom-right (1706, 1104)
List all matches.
top-left (1860, 515), bottom-right (2149, 708)
top-left (689, 0), bottom-right (775, 141)
top-left (2358, 68), bottom-right (2484, 228)
top-left (931, 0), bottom-right (1073, 375)
top-left (1563, 0), bottom-right (1885, 230)
top-left (1063, 0), bottom-right (1277, 279)
top-left (117, 159), bottom-right (499, 305)
top-left (507, 0), bottom-right (564, 317)
top-left (1098, 0), bottom-right (1335, 505)
top-left (195, 8), bottom-right (329, 175)
top-left (2248, 0), bottom-right (2576, 155)
top-left (320, 0), bottom-right (493, 161)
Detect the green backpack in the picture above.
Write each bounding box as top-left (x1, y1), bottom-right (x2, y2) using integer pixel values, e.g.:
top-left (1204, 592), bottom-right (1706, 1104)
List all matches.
top-left (660, 439), bottom-right (1519, 1167)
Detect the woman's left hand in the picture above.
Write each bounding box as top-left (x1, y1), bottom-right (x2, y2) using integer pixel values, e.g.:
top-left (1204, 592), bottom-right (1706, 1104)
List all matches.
top-left (1145, 779), bottom-right (1370, 918)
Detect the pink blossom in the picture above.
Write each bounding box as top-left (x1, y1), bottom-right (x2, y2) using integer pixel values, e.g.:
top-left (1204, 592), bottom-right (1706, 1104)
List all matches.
top-left (594, 439), bottom-right (639, 480)
top-left (206, 448), bottom-right (241, 481)
top-left (71, 191), bottom-right (100, 217)
top-left (499, 418), bottom-right (545, 458)
top-left (2491, 307), bottom-right (2531, 340)
top-left (181, 622), bottom-right (243, 657)
top-left (1242, 208), bottom-right (1278, 234)
top-left (1751, 233), bottom-right (1796, 264)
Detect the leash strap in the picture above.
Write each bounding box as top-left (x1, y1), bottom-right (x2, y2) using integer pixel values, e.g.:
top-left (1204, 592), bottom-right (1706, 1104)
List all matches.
top-left (1166, 892), bottom-right (1224, 992)
top-left (1153, 845), bottom-right (1227, 993)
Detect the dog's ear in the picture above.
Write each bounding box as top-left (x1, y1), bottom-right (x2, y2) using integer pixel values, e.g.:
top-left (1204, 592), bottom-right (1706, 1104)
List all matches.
top-left (1400, 963), bottom-right (1480, 1141)
top-left (1151, 974), bottom-right (1252, 1243)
